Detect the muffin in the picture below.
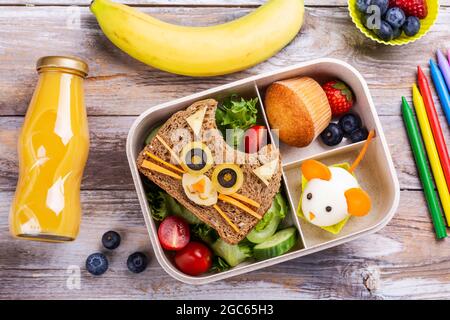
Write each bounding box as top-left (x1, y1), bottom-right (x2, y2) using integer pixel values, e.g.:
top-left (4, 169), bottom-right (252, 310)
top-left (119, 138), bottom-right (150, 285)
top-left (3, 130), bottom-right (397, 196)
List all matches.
top-left (265, 77), bottom-right (331, 147)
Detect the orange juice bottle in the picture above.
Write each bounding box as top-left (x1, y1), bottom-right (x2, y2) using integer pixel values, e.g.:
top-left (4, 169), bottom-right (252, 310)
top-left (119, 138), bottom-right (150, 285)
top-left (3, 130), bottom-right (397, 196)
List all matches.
top-left (9, 56), bottom-right (89, 242)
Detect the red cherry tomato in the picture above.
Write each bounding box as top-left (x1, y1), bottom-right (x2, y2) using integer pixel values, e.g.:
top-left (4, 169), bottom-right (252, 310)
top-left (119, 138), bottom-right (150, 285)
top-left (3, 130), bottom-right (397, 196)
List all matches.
top-left (174, 242), bottom-right (212, 276)
top-left (158, 216), bottom-right (190, 251)
top-left (243, 125), bottom-right (268, 153)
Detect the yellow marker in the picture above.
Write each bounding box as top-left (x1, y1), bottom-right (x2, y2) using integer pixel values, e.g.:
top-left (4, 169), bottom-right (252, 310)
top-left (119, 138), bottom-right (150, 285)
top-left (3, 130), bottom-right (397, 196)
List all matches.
top-left (412, 84), bottom-right (450, 224)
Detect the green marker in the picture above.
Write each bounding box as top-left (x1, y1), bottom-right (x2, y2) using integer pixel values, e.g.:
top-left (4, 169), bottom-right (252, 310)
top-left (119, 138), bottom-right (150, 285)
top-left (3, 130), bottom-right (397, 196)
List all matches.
top-left (401, 97), bottom-right (447, 239)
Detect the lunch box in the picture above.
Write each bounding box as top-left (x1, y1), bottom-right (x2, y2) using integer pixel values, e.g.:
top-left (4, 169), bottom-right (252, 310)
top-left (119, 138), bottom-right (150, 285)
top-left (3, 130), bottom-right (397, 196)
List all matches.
top-left (126, 58), bottom-right (400, 285)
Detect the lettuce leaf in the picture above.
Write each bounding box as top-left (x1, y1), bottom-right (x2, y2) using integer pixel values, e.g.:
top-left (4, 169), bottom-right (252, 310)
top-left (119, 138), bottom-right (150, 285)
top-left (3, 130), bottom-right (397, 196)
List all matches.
top-left (165, 194), bottom-right (202, 225)
top-left (146, 189), bottom-right (169, 222)
top-left (145, 180), bottom-right (201, 224)
top-left (254, 193), bottom-right (287, 232)
top-left (276, 193), bottom-right (288, 219)
top-left (210, 256), bottom-right (231, 273)
top-left (216, 94), bottom-right (258, 147)
top-left (211, 238), bottom-right (253, 267)
top-left (191, 223), bottom-right (218, 245)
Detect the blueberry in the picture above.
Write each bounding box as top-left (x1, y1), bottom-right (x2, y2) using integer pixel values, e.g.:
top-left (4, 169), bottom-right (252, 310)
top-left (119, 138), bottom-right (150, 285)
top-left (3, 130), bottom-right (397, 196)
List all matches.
top-left (369, 0), bottom-right (389, 15)
top-left (403, 16), bottom-right (420, 37)
top-left (392, 27), bottom-right (403, 39)
top-left (86, 253), bottom-right (109, 276)
top-left (350, 127), bottom-right (369, 143)
top-left (374, 20), bottom-right (394, 41)
top-left (384, 7), bottom-right (406, 29)
top-left (102, 230), bottom-right (121, 250)
top-left (356, 0), bottom-right (372, 13)
top-left (338, 113), bottom-right (362, 136)
top-left (320, 123), bottom-right (344, 146)
top-left (127, 252), bottom-right (148, 274)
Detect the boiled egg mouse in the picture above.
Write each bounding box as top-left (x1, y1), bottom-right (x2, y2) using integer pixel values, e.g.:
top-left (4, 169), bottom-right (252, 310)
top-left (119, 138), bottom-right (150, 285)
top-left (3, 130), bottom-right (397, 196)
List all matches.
top-left (300, 159), bottom-right (371, 228)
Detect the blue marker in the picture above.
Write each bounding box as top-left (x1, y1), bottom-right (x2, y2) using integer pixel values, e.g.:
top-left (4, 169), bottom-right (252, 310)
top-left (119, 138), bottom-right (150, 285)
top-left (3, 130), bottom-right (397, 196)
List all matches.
top-left (430, 59), bottom-right (450, 126)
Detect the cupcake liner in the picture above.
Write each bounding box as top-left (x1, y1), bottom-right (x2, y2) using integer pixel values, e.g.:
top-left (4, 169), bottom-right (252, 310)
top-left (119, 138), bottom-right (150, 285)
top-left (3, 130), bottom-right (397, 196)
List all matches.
top-left (281, 77), bottom-right (331, 140)
top-left (348, 0), bottom-right (439, 46)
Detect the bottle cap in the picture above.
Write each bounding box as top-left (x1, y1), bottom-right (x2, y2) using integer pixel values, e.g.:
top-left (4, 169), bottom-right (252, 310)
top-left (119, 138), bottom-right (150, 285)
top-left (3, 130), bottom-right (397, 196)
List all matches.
top-left (36, 56), bottom-right (89, 77)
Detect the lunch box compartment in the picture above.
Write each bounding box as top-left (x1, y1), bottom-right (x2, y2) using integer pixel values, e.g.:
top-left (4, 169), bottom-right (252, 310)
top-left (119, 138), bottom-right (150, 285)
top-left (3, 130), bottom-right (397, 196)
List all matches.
top-left (254, 61), bottom-right (379, 166)
top-left (282, 137), bottom-right (398, 248)
top-left (127, 58), bottom-right (400, 284)
top-left (254, 83), bottom-right (307, 248)
top-left (127, 80), bottom-right (306, 283)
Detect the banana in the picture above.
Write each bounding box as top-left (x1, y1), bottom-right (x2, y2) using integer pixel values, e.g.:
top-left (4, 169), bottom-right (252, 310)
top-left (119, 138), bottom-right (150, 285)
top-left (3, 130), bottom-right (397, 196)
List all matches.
top-left (90, 0), bottom-right (304, 77)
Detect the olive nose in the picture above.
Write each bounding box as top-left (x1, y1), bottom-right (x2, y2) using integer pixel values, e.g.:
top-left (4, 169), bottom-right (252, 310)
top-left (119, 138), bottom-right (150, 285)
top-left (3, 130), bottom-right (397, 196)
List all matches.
top-left (309, 212), bottom-right (316, 221)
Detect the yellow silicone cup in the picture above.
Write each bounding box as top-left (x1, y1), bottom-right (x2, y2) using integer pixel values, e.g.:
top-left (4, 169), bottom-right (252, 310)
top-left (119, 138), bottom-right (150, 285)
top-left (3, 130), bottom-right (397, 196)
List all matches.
top-left (348, 0), bottom-right (439, 45)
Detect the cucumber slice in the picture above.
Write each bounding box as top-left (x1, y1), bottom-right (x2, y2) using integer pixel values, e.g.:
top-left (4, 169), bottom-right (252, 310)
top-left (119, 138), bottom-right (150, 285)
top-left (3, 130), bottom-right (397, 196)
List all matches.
top-left (246, 193), bottom-right (287, 244)
top-left (246, 214), bottom-right (281, 244)
top-left (144, 124), bottom-right (162, 145)
top-left (253, 227), bottom-right (297, 260)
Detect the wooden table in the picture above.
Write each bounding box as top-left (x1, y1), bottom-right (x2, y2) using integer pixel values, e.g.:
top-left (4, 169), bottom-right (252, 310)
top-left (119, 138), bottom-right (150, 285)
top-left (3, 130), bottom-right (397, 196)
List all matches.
top-left (1, 0), bottom-right (449, 300)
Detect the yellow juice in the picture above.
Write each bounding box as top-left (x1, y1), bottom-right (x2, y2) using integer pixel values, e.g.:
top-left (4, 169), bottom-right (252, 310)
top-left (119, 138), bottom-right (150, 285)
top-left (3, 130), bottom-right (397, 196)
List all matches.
top-left (9, 56), bottom-right (89, 242)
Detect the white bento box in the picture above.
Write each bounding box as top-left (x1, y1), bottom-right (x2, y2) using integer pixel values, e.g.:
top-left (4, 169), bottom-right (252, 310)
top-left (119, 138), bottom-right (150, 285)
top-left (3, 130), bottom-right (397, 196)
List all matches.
top-left (126, 58), bottom-right (400, 285)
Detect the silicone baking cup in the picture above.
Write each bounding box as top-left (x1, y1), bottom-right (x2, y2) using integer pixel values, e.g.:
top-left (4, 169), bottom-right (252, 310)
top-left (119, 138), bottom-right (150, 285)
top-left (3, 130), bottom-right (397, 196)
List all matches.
top-left (348, 0), bottom-right (439, 46)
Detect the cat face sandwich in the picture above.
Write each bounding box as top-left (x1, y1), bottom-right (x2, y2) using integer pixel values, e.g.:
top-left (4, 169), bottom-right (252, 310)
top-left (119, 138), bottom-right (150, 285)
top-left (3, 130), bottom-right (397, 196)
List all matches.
top-left (137, 99), bottom-right (283, 244)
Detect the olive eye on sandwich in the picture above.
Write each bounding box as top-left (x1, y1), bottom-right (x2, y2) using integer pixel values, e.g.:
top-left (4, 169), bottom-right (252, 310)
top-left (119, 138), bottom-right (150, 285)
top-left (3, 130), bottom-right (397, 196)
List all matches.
top-left (180, 141), bottom-right (214, 175)
top-left (212, 164), bottom-right (244, 195)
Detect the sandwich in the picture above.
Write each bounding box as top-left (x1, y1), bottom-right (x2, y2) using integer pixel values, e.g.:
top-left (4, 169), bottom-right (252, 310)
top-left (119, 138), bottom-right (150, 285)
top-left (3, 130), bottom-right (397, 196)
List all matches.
top-left (137, 99), bottom-right (282, 244)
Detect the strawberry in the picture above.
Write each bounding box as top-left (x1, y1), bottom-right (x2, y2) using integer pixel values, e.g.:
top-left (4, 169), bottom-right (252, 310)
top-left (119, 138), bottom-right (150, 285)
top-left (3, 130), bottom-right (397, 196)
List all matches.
top-left (322, 80), bottom-right (354, 117)
top-left (389, 0), bottom-right (428, 19)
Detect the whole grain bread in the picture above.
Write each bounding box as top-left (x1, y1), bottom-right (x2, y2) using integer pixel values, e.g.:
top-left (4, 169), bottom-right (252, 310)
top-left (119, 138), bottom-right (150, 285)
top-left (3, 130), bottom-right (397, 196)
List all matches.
top-left (137, 99), bottom-right (282, 244)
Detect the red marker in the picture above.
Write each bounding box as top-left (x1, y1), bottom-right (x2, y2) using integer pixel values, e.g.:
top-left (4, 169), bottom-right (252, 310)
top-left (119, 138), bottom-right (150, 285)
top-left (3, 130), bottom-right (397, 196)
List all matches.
top-left (417, 66), bottom-right (450, 190)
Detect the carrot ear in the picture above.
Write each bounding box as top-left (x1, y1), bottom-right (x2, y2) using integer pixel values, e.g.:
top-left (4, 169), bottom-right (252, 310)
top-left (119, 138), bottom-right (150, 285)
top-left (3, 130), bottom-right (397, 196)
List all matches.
top-left (345, 188), bottom-right (371, 216)
top-left (301, 159), bottom-right (331, 181)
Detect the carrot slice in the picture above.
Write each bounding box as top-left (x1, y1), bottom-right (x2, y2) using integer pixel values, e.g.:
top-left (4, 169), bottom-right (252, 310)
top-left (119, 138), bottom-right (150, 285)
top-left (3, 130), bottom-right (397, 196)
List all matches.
top-left (218, 194), bottom-right (262, 220)
top-left (228, 193), bottom-right (260, 208)
top-left (141, 160), bottom-right (182, 180)
top-left (145, 151), bottom-right (185, 174)
top-left (213, 205), bottom-right (240, 233)
top-left (349, 130), bottom-right (375, 173)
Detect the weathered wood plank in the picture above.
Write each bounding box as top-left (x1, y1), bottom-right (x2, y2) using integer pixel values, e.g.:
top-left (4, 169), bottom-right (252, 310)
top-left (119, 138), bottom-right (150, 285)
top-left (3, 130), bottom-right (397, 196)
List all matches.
top-left (0, 189), bottom-right (448, 299)
top-left (2, 115), bottom-right (447, 191)
top-left (0, 0), bottom-right (356, 7)
top-left (0, 6), bottom-right (449, 116)
top-left (1, 1), bottom-right (449, 301)
top-left (6, 0), bottom-right (450, 7)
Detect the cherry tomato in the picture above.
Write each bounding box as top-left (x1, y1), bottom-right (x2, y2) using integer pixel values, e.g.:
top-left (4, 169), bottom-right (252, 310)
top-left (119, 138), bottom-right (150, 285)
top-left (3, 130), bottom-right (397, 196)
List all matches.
top-left (158, 216), bottom-right (190, 251)
top-left (243, 125), bottom-right (268, 153)
top-left (174, 242), bottom-right (212, 276)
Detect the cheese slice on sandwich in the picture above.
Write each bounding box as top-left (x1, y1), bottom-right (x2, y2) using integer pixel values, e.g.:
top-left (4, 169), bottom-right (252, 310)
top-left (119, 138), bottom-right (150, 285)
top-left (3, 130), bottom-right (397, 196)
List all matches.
top-left (253, 159), bottom-right (278, 186)
top-left (186, 106), bottom-right (207, 136)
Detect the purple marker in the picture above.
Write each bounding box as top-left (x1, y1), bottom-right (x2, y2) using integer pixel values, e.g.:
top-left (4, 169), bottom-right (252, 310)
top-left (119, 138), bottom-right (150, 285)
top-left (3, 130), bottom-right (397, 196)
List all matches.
top-left (437, 49), bottom-right (450, 92)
